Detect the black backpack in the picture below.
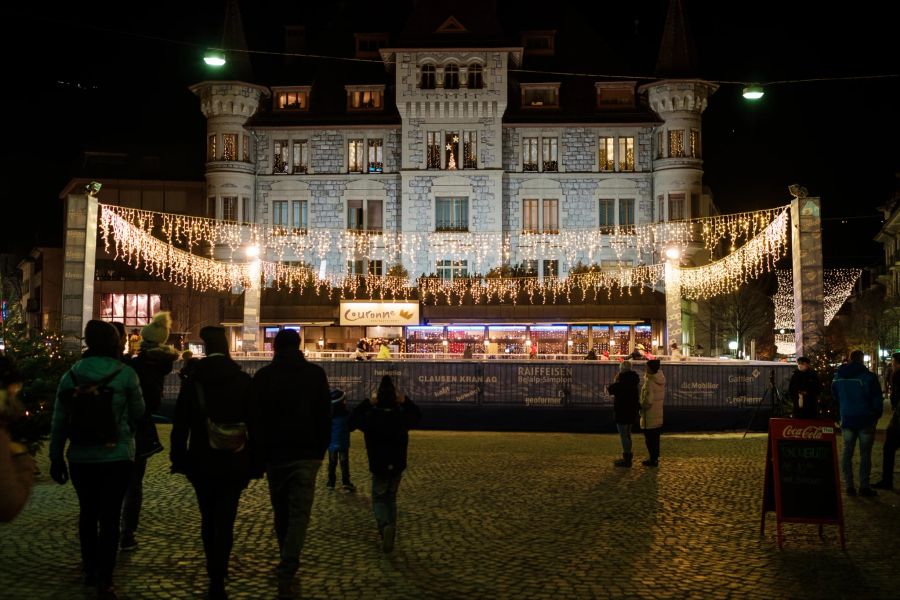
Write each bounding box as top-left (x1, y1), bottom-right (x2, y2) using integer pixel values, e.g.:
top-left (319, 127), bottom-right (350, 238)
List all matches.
top-left (60, 368), bottom-right (123, 447)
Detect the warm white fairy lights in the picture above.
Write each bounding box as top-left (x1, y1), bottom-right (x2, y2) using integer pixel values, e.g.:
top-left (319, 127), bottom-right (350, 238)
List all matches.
top-left (98, 203), bottom-right (790, 304)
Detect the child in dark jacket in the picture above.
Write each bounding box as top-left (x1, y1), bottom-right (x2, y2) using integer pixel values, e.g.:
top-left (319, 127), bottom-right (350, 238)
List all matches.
top-left (327, 390), bottom-right (355, 491)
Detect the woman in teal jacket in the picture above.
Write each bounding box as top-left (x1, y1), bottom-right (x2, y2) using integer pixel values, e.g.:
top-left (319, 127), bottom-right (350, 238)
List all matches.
top-left (49, 320), bottom-right (144, 600)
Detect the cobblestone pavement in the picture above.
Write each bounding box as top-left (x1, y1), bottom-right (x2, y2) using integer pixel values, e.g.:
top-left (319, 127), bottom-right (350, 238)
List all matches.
top-left (2, 426), bottom-right (899, 599)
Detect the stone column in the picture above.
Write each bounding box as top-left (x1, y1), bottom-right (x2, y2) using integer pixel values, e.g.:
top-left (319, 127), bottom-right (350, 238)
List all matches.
top-left (60, 192), bottom-right (99, 352)
top-left (665, 259), bottom-right (682, 350)
top-left (241, 258), bottom-right (261, 353)
top-left (791, 195), bottom-right (824, 356)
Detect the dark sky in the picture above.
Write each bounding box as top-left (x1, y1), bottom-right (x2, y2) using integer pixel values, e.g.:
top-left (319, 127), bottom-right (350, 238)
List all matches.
top-left (2, 0), bottom-right (897, 269)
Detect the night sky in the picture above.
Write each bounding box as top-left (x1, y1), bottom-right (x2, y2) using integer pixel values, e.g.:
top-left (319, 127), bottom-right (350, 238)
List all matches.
top-left (2, 0), bottom-right (897, 269)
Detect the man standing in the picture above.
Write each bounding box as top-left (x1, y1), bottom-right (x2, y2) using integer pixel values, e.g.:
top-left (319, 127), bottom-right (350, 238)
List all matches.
top-left (788, 356), bottom-right (821, 419)
top-left (873, 352), bottom-right (900, 490)
top-left (252, 329), bottom-right (331, 600)
top-left (832, 350), bottom-right (884, 497)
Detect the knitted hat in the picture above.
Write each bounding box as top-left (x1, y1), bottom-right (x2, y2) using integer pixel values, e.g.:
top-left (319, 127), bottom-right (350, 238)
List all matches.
top-left (84, 320), bottom-right (120, 355)
top-left (141, 311), bottom-right (171, 345)
top-left (200, 326), bottom-right (229, 355)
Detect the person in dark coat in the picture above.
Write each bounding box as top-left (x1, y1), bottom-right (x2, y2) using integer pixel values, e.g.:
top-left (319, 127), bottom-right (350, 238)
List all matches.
top-left (873, 352), bottom-right (900, 490)
top-left (120, 311), bottom-right (179, 551)
top-left (608, 360), bottom-right (641, 467)
top-left (327, 390), bottom-right (355, 492)
top-left (788, 356), bottom-right (820, 418)
top-left (170, 326), bottom-right (258, 600)
top-left (251, 329), bottom-right (331, 600)
top-left (350, 375), bottom-right (421, 553)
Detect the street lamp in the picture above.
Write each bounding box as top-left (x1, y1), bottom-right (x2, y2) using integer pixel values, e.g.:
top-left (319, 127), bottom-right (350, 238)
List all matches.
top-left (245, 245), bottom-right (259, 259)
top-left (728, 340), bottom-right (738, 357)
top-left (742, 84), bottom-right (764, 100)
top-left (665, 245), bottom-right (681, 261)
top-left (204, 49), bottom-right (226, 67)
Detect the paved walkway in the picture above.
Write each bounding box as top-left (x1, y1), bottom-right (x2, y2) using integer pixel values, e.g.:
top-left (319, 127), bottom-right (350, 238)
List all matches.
top-left (2, 426), bottom-right (898, 599)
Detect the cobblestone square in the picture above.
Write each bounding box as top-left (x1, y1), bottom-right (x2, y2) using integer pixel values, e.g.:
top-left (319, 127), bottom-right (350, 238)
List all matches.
top-left (2, 426), bottom-right (898, 599)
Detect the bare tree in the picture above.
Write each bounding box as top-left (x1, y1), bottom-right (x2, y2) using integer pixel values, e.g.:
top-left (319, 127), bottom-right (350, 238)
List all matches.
top-left (847, 284), bottom-right (900, 376)
top-left (697, 277), bottom-right (775, 357)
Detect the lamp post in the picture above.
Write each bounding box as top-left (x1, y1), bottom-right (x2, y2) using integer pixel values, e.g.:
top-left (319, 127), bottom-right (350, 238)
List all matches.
top-left (664, 245), bottom-right (682, 354)
top-left (241, 245), bottom-right (261, 353)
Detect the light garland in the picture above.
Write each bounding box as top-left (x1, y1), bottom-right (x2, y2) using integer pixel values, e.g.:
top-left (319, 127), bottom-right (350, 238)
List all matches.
top-left (773, 268), bottom-right (861, 329)
top-left (98, 203), bottom-right (789, 304)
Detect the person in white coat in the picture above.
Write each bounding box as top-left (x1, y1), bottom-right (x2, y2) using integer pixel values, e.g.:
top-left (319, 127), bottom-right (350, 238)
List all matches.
top-left (639, 359), bottom-right (665, 467)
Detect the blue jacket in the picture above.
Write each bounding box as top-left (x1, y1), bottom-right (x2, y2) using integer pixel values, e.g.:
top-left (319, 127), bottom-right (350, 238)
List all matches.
top-left (329, 402), bottom-right (350, 452)
top-left (50, 356), bottom-right (144, 464)
top-left (832, 362), bottom-right (883, 429)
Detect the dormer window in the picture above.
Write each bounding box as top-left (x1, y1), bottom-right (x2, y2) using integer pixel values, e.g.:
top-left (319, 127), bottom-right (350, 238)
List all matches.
top-left (595, 83), bottom-right (635, 110)
top-left (274, 87), bottom-right (310, 111)
top-left (420, 64), bottom-right (436, 89)
top-left (346, 85), bottom-right (384, 111)
top-left (444, 64), bottom-right (460, 89)
top-left (521, 83), bottom-right (560, 109)
top-left (355, 33), bottom-right (389, 59)
top-left (467, 63), bottom-right (483, 89)
top-left (521, 31), bottom-right (555, 56)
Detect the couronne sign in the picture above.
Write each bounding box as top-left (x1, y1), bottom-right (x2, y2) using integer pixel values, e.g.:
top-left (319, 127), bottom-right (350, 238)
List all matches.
top-left (339, 301), bottom-right (420, 326)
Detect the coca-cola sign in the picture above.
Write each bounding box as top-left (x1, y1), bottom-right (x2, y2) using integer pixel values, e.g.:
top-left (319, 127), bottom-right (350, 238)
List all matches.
top-left (781, 425), bottom-right (832, 439)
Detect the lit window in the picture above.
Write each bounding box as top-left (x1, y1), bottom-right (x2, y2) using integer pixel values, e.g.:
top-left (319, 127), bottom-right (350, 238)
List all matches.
top-left (207, 135), bottom-right (216, 161)
top-left (275, 88), bottom-right (310, 111)
top-left (273, 140), bottom-right (290, 174)
top-left (542, 138), bottom-right (558, 172)
top-left (444, 64), bottom-right (460, 89)
top-left (463, 131), bottom-right (477, 168)
top-left (521, 83), bottom-right (560, 108)
top-left (618, 137), bottom-right (635, 171)
top-left (427, 132), bottom-right (441, 168)
top-left (421, 64), bottom-right (436, 89)
top-left (543, 259), bottom-right (559, 277)
top-left (348, 139), bottom-right (364, 173)
top-left (467, 64), bottom-right (483, 89)
top-left (242, 134), bottom-right (250, 162)
top-left (347, 199), bottom-right (383, 233)
top-left (347, 86), bottom-right (384, 111)
top-left (292, 140), bottom-right (308, 174)
top-left (542, 199), bottom-right (558, 233)
top-left (222, 134), bottom-right (237, 161)
top-left (437, 260), bottom-right (468, 280)
top-left (523, 199), bottom-right (538, 233)
top-left (435, 197), bottom-right (468, 232)
top-left (599, 137), bottom-right (615, 171)
top-left (100, 293), bottom-right (163, 327)
top-left (523, 137), bottom-right (539, 171)
top-left (690, 129), bottom-right (700, 158)
top-left (445, 132), bottom-right (459, 170)
top-left (668, 130), bottom-right (685, 158)
top-left (521, 31), bottom-right (555, 56)
top-left (368, 139), bottom-right (384, 173)
top-left (222, 197), bottom-right (238, 222)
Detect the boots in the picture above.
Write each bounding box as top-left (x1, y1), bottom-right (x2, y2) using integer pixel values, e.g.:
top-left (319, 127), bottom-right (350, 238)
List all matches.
top-left (614, 453), bottom-right (633, 468)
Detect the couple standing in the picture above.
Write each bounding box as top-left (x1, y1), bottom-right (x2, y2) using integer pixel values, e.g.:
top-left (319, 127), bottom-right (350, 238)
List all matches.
top-left (607, 359), bottom-right (665, 467)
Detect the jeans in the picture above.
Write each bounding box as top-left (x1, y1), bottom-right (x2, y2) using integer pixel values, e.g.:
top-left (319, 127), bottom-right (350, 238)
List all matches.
top-left (371, 472), bottom-right (403, 535)
top-left (120, 456), bottom-right (147, 538)
top-left (266, 460), bottom-right (321, 583)
top-left (616, 424), bottom-right (633, 454)
top-left (69, 461), bottom-right (133, 582)
top-left (190, 476), bottom-right (245, 582)
top-left (643, 428), bottom-right (662, 461)
top-left (841, 427), bottom-right (876, 490)
top-left (879, 428), bottom-right (900, 486)
top-left (327, 450), bottom-right (351, 486)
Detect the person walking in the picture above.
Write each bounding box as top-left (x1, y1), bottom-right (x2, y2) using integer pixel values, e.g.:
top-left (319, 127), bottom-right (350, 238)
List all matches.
top-left (327, 389), bottom-right (356, 492)
top-left (251, 329), bottom-right (331, 599)
top-left (608, 360), bottom-right (641, 467)
top-left (120, 311), bottom-right (179, 551)
top-left (788, 356), bottom-right (821, 419)
top-left (832, 349), bottom-right (884, 497)
top-left (639, 359), bottom-right (665, 467)
top-left (49, 320), bottom-right (144, 599)
top-left (170, 326), bottom-right (259, 600)
top-left (873, 352), bottom-right (900, 491)
top-left (351, 375), bottom-right (421, 553)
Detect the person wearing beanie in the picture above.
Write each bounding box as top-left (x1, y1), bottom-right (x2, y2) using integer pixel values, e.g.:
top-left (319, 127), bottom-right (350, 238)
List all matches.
top-left (350, 375), bottom-right (422, 554)
top-left (120, 312), bottom-right (179, 552)
top-left (251, 328), bottom-right (331, 599)
top-left (0, 356), bottom-right (35, 522)
top-left (49, 320), bottom-right (144, 599)
top-left (639, 359), bottom-right (666, 467)
top-left (327, 389), bottom-right (355, 492)
top-left (171, 323), bottom-right (257, 600)
top-left (608, 359), bottom-right (641, 468)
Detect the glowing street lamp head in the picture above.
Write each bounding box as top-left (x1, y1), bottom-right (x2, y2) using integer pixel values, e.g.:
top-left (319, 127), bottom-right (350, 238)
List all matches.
top-left (204, 50), bottom-right (226, 67)
top-left (665, 245), bottom-right (681, 261)
top-left (728, 341), bottom-right (739, 351)
top-left (245, 245), bottom-right (260, 259)
top-left (742, 84), bottom-right (764, 100)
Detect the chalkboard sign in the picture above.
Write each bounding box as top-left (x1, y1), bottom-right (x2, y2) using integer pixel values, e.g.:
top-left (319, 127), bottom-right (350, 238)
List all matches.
top-left (760, 418), bottom-right (845, 549)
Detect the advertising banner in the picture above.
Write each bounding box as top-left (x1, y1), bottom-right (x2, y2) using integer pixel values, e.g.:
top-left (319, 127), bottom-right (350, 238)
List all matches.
top-left (339, 301), bottom-right (420, 326)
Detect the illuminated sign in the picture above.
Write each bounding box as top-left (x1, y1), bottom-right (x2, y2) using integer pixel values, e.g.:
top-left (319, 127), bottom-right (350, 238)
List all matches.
top-left (339, 301), bottom-right (420, 326)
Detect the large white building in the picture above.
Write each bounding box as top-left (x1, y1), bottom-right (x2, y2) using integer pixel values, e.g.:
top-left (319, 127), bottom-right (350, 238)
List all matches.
top-left (189, 0), bottom-right (720, 354)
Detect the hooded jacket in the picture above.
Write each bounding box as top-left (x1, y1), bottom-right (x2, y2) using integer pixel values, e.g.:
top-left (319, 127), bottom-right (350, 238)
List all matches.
top-left (350, 394), bottom-right (421, 475)
top-left (50, 356), bottom-right (144, 464)
top-left (640, 370), bottom-right (666, 429)
top-left (251, 351), bottom-right (331, 462)
top-left (831, 361), bottom-right (883, 429)
top-left (170, 355), bottom-right (257, 482)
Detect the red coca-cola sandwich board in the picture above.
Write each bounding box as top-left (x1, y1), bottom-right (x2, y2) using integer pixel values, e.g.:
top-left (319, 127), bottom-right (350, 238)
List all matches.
top-left (760, 418), bottom-right (845, 550)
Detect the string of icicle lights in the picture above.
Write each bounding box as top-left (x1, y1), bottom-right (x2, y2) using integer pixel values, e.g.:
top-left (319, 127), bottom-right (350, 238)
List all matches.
top-left (98, 203), bottom-right (789, 304)
top-left (773, 268), bottom-right (861, 355)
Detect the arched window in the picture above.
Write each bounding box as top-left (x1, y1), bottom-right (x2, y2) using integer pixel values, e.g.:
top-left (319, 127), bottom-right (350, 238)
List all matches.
top-left (420, 64), bottom-right (436, 89)
top-left (444, 64), bottom-right (459, 89)
top-left (467, 64), bottom-right (483, 89)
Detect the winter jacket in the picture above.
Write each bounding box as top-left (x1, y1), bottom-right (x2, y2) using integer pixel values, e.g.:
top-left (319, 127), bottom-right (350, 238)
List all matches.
top-left (129, 345), bottom-right (178, 455)
top-left (608, 370), bottom-right (641, 425)
top-left (329, 402), bottom-right (351, 452)
top-left (640, 370), bottom-right (666, 429)
top-left (350, 395), bottom-right (421, 475)
top-left (251, 352), bottom-right (331, 463)
top-left (832, 362), bottom-right (883, 430)
top-left (788, 368), bottom-right (821, 418)
top-left (50, 356), bottom-right (144, 464)
top-left (170, 355), bottom-right (258, 483)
